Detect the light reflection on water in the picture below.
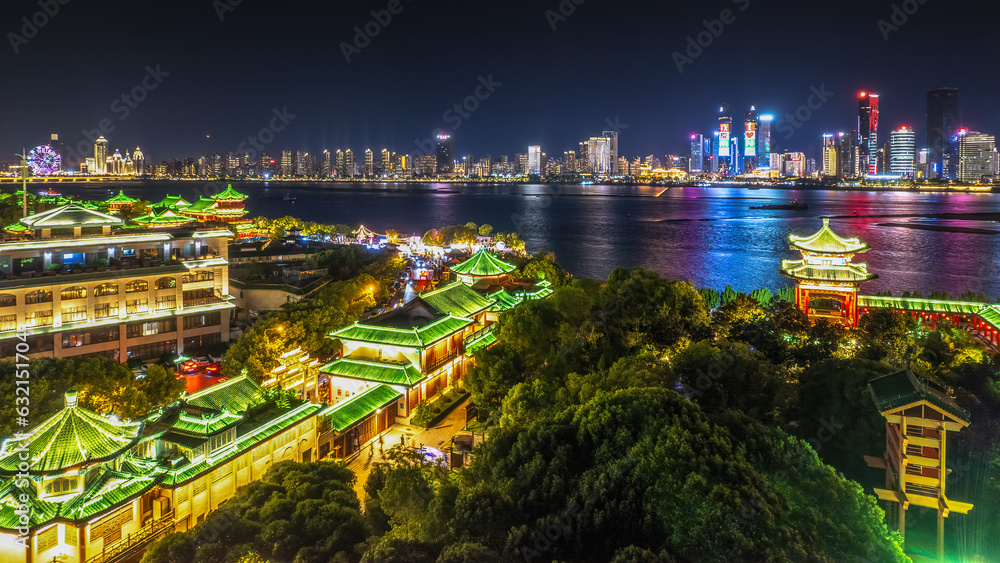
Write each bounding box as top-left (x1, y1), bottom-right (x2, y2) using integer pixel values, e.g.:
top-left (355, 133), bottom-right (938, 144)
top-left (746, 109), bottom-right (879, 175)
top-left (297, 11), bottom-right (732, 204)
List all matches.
top-left (48, 182), bottom-right (1000, 297)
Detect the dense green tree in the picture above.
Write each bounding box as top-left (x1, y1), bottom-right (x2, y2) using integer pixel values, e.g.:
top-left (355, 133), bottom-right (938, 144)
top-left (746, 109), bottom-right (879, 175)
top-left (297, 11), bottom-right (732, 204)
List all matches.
top-left (856, 309), bottom-right (914, 365)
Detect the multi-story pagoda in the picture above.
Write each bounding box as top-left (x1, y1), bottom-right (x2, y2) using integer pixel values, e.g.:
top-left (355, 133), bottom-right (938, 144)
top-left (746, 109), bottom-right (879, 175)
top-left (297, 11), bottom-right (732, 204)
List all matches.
top-left (106, 190), bottom-right (138, 214)
top-left (865, 370), bottom-right (973, 561)
top-left (780, 217), bottom-right (877, 328)
top-left (179, 186), bottom-right (250, 224)
top-left (450, 248), bottom-right (517, 288)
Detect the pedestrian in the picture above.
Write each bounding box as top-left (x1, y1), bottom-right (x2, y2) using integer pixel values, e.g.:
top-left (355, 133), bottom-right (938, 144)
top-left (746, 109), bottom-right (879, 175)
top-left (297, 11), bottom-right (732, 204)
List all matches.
top-left (369, 443), bottom-right (374, 459)
top-left (400, 434), bottom-right (405, 446)
top-left (379, 434), bottom-right (384, 453)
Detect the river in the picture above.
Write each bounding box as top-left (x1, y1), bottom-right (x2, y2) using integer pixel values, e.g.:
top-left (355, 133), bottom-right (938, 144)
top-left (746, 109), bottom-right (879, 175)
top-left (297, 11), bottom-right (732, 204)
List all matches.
top-left (33, 181), bottom-right (1000, 298)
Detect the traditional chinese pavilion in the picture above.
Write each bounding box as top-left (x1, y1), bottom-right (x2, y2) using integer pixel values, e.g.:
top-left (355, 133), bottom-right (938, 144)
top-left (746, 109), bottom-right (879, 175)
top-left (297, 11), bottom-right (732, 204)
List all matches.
top-left (132, 208), bottom-right (196, 228)
top-left (106, 190), bottom-right (138, 214)
top-left (865, 370), bottom-right (972, 561)
top-left (450, 248), bottom-right (517, 287)
top-left (780, 217), bottom-right (877, 327)
top-left (180, 185), bottom-right (250, 224)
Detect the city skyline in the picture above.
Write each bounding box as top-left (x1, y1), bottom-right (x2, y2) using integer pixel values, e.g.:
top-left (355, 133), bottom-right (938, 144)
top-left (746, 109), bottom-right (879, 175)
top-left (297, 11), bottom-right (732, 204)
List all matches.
top-left (2, 0), bottom-right (997, 162)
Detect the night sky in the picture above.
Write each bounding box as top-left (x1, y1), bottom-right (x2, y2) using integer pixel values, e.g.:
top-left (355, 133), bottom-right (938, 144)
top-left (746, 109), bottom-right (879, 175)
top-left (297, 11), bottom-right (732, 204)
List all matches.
top-left (2, 0), bottom-right (996, 163)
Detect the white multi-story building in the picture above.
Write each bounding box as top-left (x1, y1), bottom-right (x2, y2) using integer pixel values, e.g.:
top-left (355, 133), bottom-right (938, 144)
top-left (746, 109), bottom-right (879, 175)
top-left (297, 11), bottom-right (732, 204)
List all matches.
top-left (889, 126), bottom-right (916, 178)
top-left (957, 130), bottom-right (997, 183)
top-left (0, 205), bottom-right (235, 361)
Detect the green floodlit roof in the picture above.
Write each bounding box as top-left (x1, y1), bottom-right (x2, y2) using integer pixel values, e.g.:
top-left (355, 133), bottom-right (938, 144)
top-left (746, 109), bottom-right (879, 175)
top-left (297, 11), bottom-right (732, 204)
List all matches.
top-left (422, 282), bottom-right (493, 318)
top-left (858, 295), bottom-right (986, 316)
top-left (465, 331), bottom-right (497, 355)
top-left (976, 305), bottom-right (1000, 331)
top-left (488, 288), bottom-right (522, 311)
top-left (107, 190), bottom-right (138, 204)
top-left (0, 484), bottom-right (59, 530)
top-left (213, 185), bottom-right (248, 200)
top-left (789, 217), bottom-right (869, 255)
top-left (58, 465), bottom-right (163, 522)
top-left (868, 370), bottom-right (970, 424)
top-left (183, 197), bottom-right (218, 213)
top-left (19, 203), bottom-right (123, 229)
top-left (186, 376), bottom-right (263, 413)
top-left (780, 260), bottom-right (878, 283)
top-left (319, 357), bottom-right (425, 386)
top-left (0, 397), bottom-right (143, 475)
top-left (330, 314), bottom-right (474, 348)
top-left (450, 249), bottom-right (517, 277)
top-left (3, 222), bottom-right (27, 233)
top-left (152, 195), bottom-right (191, 208)
top-left (172, 411), bottom-right (243, 436)
top-left (322, 385), bottom-right (402, 432)
top-left (133, 209), bottom-right (196, 225)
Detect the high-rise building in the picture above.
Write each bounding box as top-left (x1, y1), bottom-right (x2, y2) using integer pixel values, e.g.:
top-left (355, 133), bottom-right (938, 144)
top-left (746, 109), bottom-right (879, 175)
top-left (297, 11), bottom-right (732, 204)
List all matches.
top-left (717, 105), bottom-right (732, 176)
top-left (93, 136), bottom-right (109, 175)
top-left (858, 91), bottom-right (880, 175)
top-left (528, 145), bottom-right (542, 176)
top-left (839, 130), bottom-right (859, 178)
top-left (381, 149), bottom-right (391, 176)
top-left (364, 149), bottom-right (374, 178)
top-left (602, 130), bottom-right (619, 175)
top-left (335, 150), bottom-right (345, 177)
top-left (435, 133), bottom-right (453, 175)
top-left (759, 114), bottom-right (773, 165)
top-left (917, 149), bottom-right (932, 179)
top-left (889, 126), bottom-right (916, 178)
top-left (322, 150), bottom-right (331, 178)
top-left (344, 149), bottom-right (355, 177)
top-left (956, 130), bottom-right (997, 183)
top-left (280, 150), bottom-right (292, 177)
top-left (744, 106), bottom-right (759, 173)
top-left (563, 150), bottom-right (576, 173)
top-left (587, 136), bottom-right (612, 175)
top-left (822, 133), bottom-right (838, 177)
top-left (690, 134), bottom-right (703, 173)
top-left (926, 88), bottom-right (959, 179)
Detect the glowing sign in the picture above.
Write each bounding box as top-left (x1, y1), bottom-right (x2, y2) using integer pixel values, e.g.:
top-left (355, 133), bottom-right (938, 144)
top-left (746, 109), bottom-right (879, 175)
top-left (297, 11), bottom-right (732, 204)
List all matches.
top-left (719, 123), bottom-right (731, 157)
top-left (744, 122), bottom-right (757, 157)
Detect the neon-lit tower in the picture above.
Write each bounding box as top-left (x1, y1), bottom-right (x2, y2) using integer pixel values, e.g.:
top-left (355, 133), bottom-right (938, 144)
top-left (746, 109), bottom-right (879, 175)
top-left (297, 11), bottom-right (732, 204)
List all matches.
top-left (890, 126), bottom-right (916, 178)
top-left (759, 114), bottom-right (773, 166)
top-left (690, 134), bottom-right (703, 173)
top-left (744, 105), bottom-right (759, 173)
top-left (858, 91), bottom-right (880, 175)
top-left (717, 104), bottom-right (732, 176)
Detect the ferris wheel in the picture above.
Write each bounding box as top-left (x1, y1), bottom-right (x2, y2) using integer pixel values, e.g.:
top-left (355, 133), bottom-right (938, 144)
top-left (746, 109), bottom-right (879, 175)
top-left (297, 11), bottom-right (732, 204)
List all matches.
top-left (27, 145), bottom-right (61, 175)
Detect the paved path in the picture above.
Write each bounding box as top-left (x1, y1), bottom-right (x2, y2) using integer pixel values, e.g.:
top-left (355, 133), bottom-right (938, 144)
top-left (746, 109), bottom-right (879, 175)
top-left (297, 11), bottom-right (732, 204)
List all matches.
top-left (346, 397), bottom-right (480, 501)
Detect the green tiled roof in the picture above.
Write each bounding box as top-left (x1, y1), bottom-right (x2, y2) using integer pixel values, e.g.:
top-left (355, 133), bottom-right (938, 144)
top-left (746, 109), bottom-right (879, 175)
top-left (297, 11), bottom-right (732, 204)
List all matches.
top-left (488, 288), bottom-right (522, 311)
top-left (465, 331), bottom-right (497, 355)
top-left (183, 197), bottom-right (217, 213)
top-left (322, 385), bottom-right (401, 432)
top-left (789, 217), bottom-right (869, 254)
top-left (450, 249), bottom-right (516, 277)
top-left (59, 465), bottom-right (163, 522)
top-left (186, 376), bottom-right (263, 413)
top-left (3, 222), bottom-right (27, 233)
top-left (780, 260), bottom-right (877, 283)
top-left (213, 185), bottom-right (248, 200)
top-left (20, 204), bottom-right (123, 229)
top-left (423, 282), bottom-right (493, 318)
top-left (320, 358), bottom-right (425, 386)
top-left (868, 370), bottom-right (970, 424)
top-left (977, 305), bottom-right (1000, 331)
top-left (331, 315), bottom-right (474, 348)
top-left (152, 195), bottom-right (191, 208)
top-left (133, 209), bottom-right (196, 226)
top-left (107, 190), bottom-right (138, 204)
top-left (0, 482), bottom-right (59, 531)
top-left (0, 396), bottom-right (143, 475)
top-left (172, 411), bottom-right (243, 436)
top-left (858, 295), bottom-right (986, 316)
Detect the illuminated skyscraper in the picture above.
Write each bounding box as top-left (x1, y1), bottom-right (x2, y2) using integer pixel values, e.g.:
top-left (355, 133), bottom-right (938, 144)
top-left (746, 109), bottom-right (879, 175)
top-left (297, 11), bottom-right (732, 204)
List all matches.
top-left (690, 134), bottom-right (703, 173)
top-left (335, 150), bottom-right (345, 177)
top-left (382, 148), bottom-right (391, 176)
top-left (322, 149), bottom-right (331, 177)
top-left (956, 130), bottom-right (997, 183)
top-left (93, 136), bottom-right (108, 174)
top-left (858, 91), bottom-right (880, 175)
top-left (364, 149), bottom-right (374, 177)
top-left (759, 115), bottom-right (773, 165)
top-left (889, 126), bottom-right (916, 178)
top-left (587, 136), bottom-right (612, 175)
top-left (435, 133), bottom-right (454, 175)
top-left (528, 145), bottom-right (542, 175)
top-left (344, 149), bottom-right (355, 177)
top-left (280, 150), bottom-right (292, 176)
top-left (822, 134), bottom-right (838, 177)
top-left (717, 104), bottom-right (732, 176)
top-left (744, 106), bottom-right (759, 173)
top-left (926, 88), bottom-right (959, 179)
top-left (602, 130), bottom-right (619, 175)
